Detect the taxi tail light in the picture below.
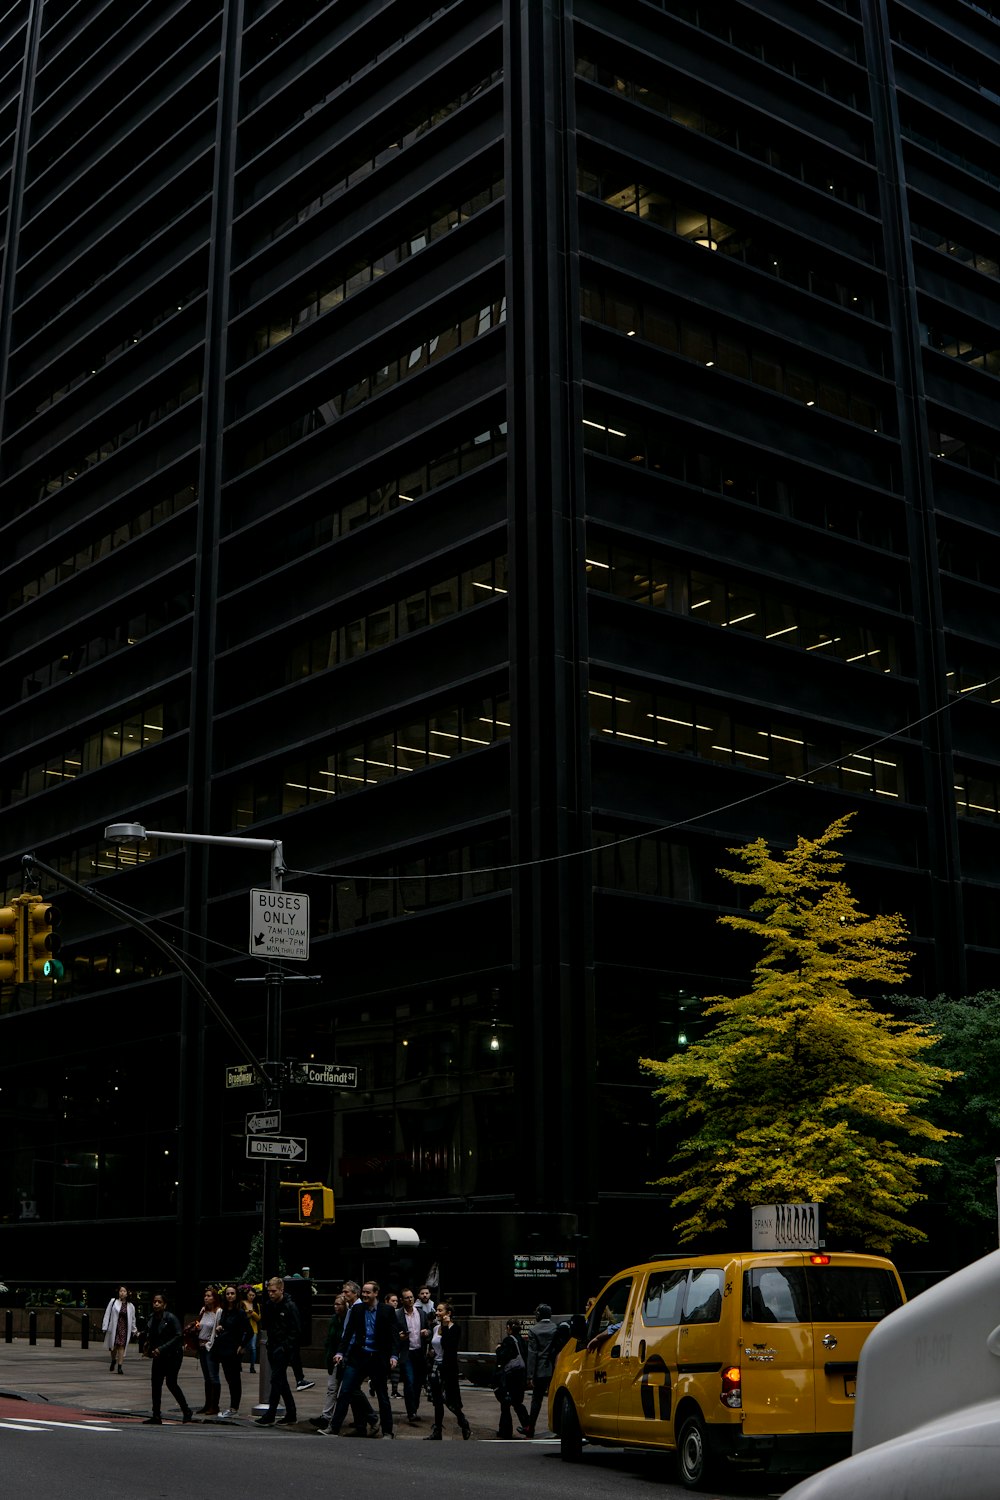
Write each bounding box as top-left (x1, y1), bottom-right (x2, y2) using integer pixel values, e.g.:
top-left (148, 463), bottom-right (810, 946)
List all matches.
top-left (720, 1365), bottom-right (742, 1409)
top-left (810, 1254), bottom-right (831, 1266)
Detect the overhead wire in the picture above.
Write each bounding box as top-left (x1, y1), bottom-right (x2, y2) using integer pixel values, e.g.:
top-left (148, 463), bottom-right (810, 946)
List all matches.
top-left (284, 669), bottom-right (1000, 884)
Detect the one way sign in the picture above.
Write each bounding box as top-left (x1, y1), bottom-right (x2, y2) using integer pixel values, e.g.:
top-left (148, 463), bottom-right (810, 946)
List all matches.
top-left (246, 1135), bottom-right (308, 1162)
top-left (249, 889), bottom-right (309, 960)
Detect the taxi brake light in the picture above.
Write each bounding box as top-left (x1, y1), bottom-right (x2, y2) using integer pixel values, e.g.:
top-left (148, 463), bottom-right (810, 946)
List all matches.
top-left (720, 1364), bottom-right (742, 1409)
top-left (810, 1254), bottom-right (831, 1266)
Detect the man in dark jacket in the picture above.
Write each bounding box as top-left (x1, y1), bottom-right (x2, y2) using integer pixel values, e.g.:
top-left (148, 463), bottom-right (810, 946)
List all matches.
top-left (325, 1279), bottom-right (399, 1438)
top-left (255, 1276), bottom-right (301, 1426)
top-left (523, 1302), bottom-right (559, 1437)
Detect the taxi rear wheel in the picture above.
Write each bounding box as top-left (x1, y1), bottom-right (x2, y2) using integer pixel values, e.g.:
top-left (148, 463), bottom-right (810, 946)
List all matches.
top-left (559, 1398), bottom-right (583, 1462)
top-left (676, 1412), bottom-right (713, 1490)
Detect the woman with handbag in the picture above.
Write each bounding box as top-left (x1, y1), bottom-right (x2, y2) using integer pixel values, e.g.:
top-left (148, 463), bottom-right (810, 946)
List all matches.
top-left (424, 1301), bottom-right (471, 1440)
top-left (102, 1284), bottom-right (136, 1375)
top-left (494, 1317), bottom-right (531, 1439)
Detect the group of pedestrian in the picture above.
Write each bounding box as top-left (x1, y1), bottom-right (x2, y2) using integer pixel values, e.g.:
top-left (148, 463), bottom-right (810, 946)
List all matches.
top-left (103, 1278), bottom-right (559, 1441)
top-left (312, 1279), bottom-right (470, 1441)
top-left (102, 1279), bottom-right (315, 1425)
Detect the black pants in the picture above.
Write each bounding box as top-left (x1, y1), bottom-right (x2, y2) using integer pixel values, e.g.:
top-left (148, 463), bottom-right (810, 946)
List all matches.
top-left (219, 1351), bottom-right (242, 1409)
top-left (528, 1376), bottom-right (550, 1430)
top-left (266, 1346), bottom-right (297, 1421)
top-left (151, 1352), bottom-right (191, 1419)
top-left (498, 1372), bottom-right (530, 1438)
top-left (429, 1362), bottom-right (468, 1434)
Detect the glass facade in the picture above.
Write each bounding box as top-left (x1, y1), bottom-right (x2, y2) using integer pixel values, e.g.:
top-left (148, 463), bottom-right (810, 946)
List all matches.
top-left (1, 0), bottom-right (998, 1299)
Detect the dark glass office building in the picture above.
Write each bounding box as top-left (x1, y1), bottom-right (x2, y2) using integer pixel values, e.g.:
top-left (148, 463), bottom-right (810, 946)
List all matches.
top-left (2, 0), bottom-right (999, 1302)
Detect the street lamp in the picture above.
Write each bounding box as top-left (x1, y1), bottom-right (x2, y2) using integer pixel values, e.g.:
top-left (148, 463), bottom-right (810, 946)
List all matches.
top-left (103, 821), bottom-right (287, 1291)
top-left (103, 823), bottom-right (285, 893)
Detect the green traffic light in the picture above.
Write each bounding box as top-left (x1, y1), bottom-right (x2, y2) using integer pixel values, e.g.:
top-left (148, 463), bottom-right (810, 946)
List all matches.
top-left (43, 957), bottom-right (65, 980)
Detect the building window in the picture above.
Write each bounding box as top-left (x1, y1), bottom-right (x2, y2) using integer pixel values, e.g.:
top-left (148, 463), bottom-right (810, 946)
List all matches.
top-left (581, 282), bottom-right (885, 432)
top-left (239, 299), bottom-right (506, 473)
top-left (232, 690), bottom-right (511, 828)
top-left (586, 541), bottom-right (900, 673)
top-left (590, 678), bottom-right (904, 800)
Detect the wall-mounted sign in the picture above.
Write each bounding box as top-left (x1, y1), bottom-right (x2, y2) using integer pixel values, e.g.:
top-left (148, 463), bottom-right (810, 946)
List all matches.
top-left (513, 1252), bottom-right (577, 1279)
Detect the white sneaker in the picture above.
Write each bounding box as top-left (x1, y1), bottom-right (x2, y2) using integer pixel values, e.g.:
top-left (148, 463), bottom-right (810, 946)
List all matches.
top-left (218, 1409), bottom-right (238, 1420)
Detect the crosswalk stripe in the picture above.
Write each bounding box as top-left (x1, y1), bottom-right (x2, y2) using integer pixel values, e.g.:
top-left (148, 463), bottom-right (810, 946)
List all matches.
top-left (0, 1418), bottom-right (118, 1433)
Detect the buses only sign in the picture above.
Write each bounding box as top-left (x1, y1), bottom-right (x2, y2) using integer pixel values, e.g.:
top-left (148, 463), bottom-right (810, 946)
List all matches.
top-left (249, 889), bottom-right (309, 960)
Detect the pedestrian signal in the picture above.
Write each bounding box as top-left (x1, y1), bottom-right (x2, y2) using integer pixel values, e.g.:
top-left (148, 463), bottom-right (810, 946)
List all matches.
top-left (298, 1184), bottom-right (334, 1224)
top-left (279, 1180), bottom-right (334, 1226)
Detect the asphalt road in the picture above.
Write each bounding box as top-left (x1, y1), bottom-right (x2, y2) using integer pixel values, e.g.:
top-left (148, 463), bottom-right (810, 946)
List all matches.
top-left (0, 1411), bottom-right (797, 1500)
top-left (0, 1342), bottom-right (795, 1499)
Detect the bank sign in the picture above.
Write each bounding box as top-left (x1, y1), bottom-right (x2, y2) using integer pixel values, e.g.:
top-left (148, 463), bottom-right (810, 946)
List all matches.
top-left (751, 1202), bottom-right (824, 1251)
top-left (248, 889), bottom-right (309, 960)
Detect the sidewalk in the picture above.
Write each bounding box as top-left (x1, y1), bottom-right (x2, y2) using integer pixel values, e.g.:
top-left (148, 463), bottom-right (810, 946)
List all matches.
top-left (0, 1339), bottom-right (550, 1441)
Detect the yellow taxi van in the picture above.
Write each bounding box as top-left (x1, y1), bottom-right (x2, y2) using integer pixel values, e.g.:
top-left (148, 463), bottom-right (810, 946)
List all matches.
top-left (548, 1250), bottom-right (905, 1490)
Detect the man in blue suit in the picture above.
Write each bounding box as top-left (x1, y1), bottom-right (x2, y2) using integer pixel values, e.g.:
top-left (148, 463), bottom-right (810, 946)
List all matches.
top-left (324, 1279), bottom-right (399, 1438)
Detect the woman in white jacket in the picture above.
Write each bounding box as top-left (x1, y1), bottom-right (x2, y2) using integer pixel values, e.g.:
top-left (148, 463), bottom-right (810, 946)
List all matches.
top-left (102, 1285), bottom-right (137, 1375)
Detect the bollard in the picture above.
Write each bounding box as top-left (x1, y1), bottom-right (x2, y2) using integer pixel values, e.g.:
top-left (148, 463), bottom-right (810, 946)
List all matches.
top-left (53, 1308), bottom-right (62, 1347)
top-left (81, 1313), bottom-right (89, 1350)
top-left (28, 1310), bottom-right (37, 1345)
top-left (4, 1309), bottom-right (11, 1343)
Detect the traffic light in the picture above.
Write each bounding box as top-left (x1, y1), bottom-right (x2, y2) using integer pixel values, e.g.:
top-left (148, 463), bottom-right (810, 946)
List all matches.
top-left (298, 1185), bottom-right (334, 1225)
top-left (24, 900), bottom-right (63, 981)
top-left (278, 1180), bottom-right (335, 1226)
top-left (0, 904), bottom-right (20, 984)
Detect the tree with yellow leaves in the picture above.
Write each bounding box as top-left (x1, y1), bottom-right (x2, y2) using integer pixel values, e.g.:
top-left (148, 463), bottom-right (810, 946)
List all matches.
top-left (641, 815), bottom-right (957, 1251)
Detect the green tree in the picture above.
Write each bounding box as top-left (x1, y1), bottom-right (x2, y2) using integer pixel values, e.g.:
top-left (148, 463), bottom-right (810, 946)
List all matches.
top-left (241, 1229), bottom-right (285, 1283)
top-left (640, 815), bottom-right (957, 1251)
top-left (904, 990), bottom-right (1000, 1246)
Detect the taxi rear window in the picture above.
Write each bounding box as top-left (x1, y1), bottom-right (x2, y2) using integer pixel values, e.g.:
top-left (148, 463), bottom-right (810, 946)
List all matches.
top-left (805, 1267), bottom-right (902, 1322)
top-left (743, 1266), bottom-right (902, 1324)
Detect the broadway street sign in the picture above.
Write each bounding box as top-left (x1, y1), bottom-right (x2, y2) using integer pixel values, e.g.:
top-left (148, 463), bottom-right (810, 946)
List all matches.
top-left (246, 1135), bottom-right (307, 1162)
top-left (226, 1064), bottom-right (256, 1089)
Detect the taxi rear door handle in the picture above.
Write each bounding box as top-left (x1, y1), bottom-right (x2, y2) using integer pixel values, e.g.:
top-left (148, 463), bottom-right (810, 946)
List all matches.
top-left (638, 1339), bottom-right (646, 1362)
